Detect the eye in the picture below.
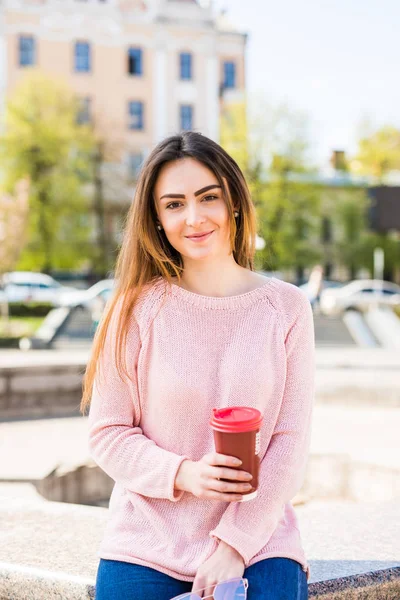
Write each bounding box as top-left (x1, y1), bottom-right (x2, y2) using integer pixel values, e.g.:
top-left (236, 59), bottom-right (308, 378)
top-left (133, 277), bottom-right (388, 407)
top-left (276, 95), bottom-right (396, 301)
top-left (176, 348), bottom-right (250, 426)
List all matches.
top-left (202, 195), bottom-right (218, 202)
top-left (165, 202), bottom-right (182, 210)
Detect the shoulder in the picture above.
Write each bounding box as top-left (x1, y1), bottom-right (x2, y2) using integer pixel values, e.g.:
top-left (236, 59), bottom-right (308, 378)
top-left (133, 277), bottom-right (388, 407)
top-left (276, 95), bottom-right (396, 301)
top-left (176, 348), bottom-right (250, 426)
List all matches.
top-left (135, 276), bottom-right (168, 308)
top-left (267, 278), bottom-right (312, 332)
top-left (107, 277), bottom-right (168, 333)
top-left (122, 277), bottom-right (169, 328)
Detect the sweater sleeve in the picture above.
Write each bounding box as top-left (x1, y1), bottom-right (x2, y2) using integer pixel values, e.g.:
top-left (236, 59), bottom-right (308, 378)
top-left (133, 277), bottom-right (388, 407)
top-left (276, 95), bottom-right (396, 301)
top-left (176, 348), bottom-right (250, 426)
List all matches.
top-left (87, 295), bottom-right (188, 502)
top-left (209, 287), bottom-right (315, 565)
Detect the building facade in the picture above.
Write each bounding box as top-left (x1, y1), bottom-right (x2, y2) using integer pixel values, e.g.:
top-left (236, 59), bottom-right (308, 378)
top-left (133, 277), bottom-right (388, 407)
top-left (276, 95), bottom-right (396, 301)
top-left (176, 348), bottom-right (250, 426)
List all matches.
top-left (0, 0), bottom-right (247, 257)
top-left (0, 0), bottom-right (246, 175)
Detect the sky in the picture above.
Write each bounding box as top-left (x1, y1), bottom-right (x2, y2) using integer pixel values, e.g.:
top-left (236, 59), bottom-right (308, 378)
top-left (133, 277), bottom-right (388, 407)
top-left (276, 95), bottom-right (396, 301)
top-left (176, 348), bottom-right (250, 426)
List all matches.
top-left (212, 0), bottom-right (400, 167)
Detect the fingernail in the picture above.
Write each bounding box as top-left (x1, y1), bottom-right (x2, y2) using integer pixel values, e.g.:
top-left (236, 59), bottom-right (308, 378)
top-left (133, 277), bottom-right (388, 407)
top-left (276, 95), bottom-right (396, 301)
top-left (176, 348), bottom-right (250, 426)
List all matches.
top-left (233, 458), bottom-right (242, 465)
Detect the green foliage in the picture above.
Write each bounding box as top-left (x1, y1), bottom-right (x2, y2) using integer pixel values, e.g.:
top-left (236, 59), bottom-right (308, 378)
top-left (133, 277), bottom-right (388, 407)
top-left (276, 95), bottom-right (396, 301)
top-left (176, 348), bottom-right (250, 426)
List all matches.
top-left (256, 177), bottom-right (322, 273)
top-left (0, 316), bottom-right (44, 339)
top-left (0, 70), bottom-right (96, 271)
top-left (352, 125), bottom-right (400, 180)
top-left (220, 102), bottom-right (250, 174)
top-left (328, 188), bottom-right (371, 276)
top-left (361, 232), bottom-right (400, 277)
top-left (324, 187), bottom-right (400, 278)
top-left (221, 100), bottom-right (400, 280)
top-left (221, 99), bottom-right (323, 277)
top-left (349, 124), bottom-right (400, 279)
top-left (8, 302), bottom-right (53, 318)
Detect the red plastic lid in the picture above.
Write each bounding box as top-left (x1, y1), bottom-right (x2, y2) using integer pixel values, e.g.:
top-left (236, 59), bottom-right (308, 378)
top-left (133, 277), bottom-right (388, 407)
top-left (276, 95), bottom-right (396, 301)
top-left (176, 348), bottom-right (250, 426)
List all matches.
top-left (210, 407), bottom-right (263, 433)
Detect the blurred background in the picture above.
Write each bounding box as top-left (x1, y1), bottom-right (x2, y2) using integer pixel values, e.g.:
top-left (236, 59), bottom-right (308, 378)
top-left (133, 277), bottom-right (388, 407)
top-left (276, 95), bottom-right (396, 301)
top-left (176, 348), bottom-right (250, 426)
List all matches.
top-left (0, 0), bottom-right (399, 593)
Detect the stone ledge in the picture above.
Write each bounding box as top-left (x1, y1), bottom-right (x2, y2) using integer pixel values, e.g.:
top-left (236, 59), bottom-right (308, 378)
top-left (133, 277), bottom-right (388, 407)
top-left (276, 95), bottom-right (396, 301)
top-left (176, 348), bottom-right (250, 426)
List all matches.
top-left (0, 563), bottom-right (95, 600)
top-left (0, 562), bottom-right (399, 600)
top-left (308, 566), bottom-right (400, 599)
top-left (0, 484), bottom-right (399, 599)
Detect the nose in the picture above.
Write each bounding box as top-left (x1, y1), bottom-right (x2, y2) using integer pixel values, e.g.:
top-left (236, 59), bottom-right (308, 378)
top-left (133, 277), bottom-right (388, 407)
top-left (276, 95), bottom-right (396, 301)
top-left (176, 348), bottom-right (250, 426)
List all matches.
top-left (185, 202), bottom-right (206, 228)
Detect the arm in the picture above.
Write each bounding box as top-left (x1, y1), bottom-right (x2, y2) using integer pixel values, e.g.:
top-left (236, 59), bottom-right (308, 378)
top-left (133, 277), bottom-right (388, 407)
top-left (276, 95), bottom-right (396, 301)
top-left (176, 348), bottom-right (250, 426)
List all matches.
top-left (209, 290), bottom-right (315, 565)
top-left (87, 298), bottom-right (188, 502)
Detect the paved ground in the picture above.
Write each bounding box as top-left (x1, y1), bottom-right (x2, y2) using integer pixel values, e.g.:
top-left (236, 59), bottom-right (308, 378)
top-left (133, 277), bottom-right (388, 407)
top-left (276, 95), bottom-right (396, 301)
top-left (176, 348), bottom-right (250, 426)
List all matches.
top-left (314, 347), bottom-right (400, 408)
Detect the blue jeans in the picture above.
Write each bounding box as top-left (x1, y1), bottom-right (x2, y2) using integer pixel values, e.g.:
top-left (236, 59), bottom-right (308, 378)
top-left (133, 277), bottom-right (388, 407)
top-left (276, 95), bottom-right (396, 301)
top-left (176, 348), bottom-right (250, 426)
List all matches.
top-left (95, 557), bottom-right (308, 599)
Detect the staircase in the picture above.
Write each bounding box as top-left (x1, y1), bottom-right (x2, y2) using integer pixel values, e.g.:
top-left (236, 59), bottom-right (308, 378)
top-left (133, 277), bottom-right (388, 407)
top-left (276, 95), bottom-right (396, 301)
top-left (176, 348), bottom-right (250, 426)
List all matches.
top-left (313, 313), bottom-right (357, 346)
top-left (52, 306), bottom-right (94, 349)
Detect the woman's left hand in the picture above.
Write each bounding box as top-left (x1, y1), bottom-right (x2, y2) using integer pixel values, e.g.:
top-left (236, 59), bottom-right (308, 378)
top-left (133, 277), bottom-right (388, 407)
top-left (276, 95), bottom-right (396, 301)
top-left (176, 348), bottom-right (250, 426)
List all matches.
top-left (192, 540), bottom-right (245, 598)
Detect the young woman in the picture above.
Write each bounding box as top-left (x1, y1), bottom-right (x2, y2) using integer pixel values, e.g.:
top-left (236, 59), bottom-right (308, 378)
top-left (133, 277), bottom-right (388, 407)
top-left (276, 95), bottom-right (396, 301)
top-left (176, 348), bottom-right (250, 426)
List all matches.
top-left (82, 131), bottom-right (314, 600)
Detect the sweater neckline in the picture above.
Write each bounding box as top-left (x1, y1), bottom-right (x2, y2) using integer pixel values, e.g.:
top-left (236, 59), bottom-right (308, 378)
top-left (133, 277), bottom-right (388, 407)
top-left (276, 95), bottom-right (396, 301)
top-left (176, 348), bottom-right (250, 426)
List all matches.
top-left (165, 277), bottom-right (276, 310)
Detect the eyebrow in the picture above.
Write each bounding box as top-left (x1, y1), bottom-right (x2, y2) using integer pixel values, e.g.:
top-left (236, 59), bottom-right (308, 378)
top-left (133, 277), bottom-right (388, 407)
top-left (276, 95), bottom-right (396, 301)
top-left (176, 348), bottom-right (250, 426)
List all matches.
top-left (159, 184), bottom-right (221, 201)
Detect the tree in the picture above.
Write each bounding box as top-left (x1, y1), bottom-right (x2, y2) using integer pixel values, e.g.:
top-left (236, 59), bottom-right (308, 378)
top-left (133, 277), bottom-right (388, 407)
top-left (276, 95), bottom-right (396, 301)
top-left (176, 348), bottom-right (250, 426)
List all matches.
top-left (350, 124), bottom-right (400, 280)
top-left (220, 99), bottom-right (322, 281)
top-left (0, 71), bottom-right (95, 272)
top-left (220, 100), bottom-right (264, 201)
top-left (331, 188), bottom-right (373, 279)
top-left (89, 138), bottom-right (129, 279)
top-left (81, 104), bottom-right (133, 279)
top-left (257, 170), bottom-right (322, 280)
top-left (250, 101), bottom-right (322, 280)
top-left (360, 231), bottom-right (400, 281)
top-left (351, 125), bottom-right (400, 181)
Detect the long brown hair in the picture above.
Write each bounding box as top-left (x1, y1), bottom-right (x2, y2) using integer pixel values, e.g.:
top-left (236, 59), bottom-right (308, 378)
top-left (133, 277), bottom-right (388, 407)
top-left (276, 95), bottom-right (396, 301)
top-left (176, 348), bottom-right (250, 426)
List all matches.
top-left (81, 131), bottom-right (257, 413)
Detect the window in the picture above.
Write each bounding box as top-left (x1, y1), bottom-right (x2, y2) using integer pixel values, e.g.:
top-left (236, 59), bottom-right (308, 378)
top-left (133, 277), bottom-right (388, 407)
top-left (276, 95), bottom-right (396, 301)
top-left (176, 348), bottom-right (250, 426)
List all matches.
top-left (75, 41), bottom-right (91, 72)
top-left (179, 52), bottom-right (192, 80)
top-left (77, 97), bottom-right (91, 124)
top-left (128, 48), bottom-right (143, 75)
top-left (223, 61), bottom-right (236, 89)
top-left (128, 101), bottom-right (144, 130)
top-left (127, 152), bottom-right (143, 179)
top-left (19, 36), bottom-right (35, 67)
top-left (180, 105), bottom-right (193, 131)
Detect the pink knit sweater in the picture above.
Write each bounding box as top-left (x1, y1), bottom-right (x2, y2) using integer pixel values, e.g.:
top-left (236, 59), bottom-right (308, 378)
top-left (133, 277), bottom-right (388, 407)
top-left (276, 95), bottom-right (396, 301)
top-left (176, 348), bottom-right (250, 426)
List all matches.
top-left (88, 276), bottom-right (315, 581)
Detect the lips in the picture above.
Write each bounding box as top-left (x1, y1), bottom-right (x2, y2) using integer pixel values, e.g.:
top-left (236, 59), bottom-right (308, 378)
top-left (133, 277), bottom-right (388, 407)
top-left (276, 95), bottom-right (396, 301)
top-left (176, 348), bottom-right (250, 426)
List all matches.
top-left (186, 231), bottom-right (214, 240)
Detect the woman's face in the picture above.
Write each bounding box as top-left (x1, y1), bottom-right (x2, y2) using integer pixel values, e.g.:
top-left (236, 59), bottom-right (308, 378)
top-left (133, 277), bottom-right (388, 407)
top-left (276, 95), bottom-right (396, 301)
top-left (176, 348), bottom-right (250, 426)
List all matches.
top-left (154, 157), bottom-right (234, 264)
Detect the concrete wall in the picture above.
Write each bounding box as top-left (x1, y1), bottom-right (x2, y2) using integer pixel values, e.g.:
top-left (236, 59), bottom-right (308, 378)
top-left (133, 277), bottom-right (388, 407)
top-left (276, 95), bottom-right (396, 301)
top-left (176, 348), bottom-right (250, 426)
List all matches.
top-left (36, 461), bottom-right (114, 506)
top-left (0, 364), bottom-right (84, 419)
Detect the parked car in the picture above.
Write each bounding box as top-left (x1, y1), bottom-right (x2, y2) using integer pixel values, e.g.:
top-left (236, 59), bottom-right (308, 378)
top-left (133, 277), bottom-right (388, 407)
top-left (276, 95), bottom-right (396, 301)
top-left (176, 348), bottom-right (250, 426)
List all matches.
top-left (320, 279), bottom-right (400, 316)
top-left (2, 272), bottom-right (78, 305)
top-left (57, 279), bottom-right (115, 311)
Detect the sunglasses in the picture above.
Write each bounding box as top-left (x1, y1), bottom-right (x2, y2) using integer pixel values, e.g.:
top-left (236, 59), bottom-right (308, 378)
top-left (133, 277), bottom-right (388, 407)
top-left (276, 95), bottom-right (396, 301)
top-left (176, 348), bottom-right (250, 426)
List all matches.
top-left (170, 577), bottom-right (248, 600)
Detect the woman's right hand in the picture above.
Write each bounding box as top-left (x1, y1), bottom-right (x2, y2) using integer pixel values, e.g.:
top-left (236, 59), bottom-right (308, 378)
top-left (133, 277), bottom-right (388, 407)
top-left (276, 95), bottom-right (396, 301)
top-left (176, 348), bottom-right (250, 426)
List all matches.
top-left (174, 453), bottom-right (253, 502)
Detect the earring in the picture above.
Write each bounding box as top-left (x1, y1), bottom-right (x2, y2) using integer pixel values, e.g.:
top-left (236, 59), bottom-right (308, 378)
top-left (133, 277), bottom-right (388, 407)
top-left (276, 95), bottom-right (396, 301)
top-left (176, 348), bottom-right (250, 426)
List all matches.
top-left (157, 224), bottom-right (162, 231)
top-left (234, 211), bottom-right (239, 218)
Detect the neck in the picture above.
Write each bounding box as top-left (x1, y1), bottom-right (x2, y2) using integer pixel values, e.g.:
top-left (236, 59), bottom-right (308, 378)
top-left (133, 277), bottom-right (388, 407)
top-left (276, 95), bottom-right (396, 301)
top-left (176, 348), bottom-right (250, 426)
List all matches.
top-left (177, 256), bottom-right (250, 297)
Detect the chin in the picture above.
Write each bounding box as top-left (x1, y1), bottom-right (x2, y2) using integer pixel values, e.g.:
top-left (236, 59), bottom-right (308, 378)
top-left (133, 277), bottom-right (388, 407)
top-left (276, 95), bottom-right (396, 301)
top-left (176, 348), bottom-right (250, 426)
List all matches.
top-left (182, 250), bottom-right (215, 261)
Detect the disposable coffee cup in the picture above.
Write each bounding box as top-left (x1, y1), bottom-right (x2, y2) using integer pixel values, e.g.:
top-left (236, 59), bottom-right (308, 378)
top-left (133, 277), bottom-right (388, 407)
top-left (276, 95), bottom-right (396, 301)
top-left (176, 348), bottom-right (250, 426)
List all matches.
top-left (210, 407), bottom-right (263, 502)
